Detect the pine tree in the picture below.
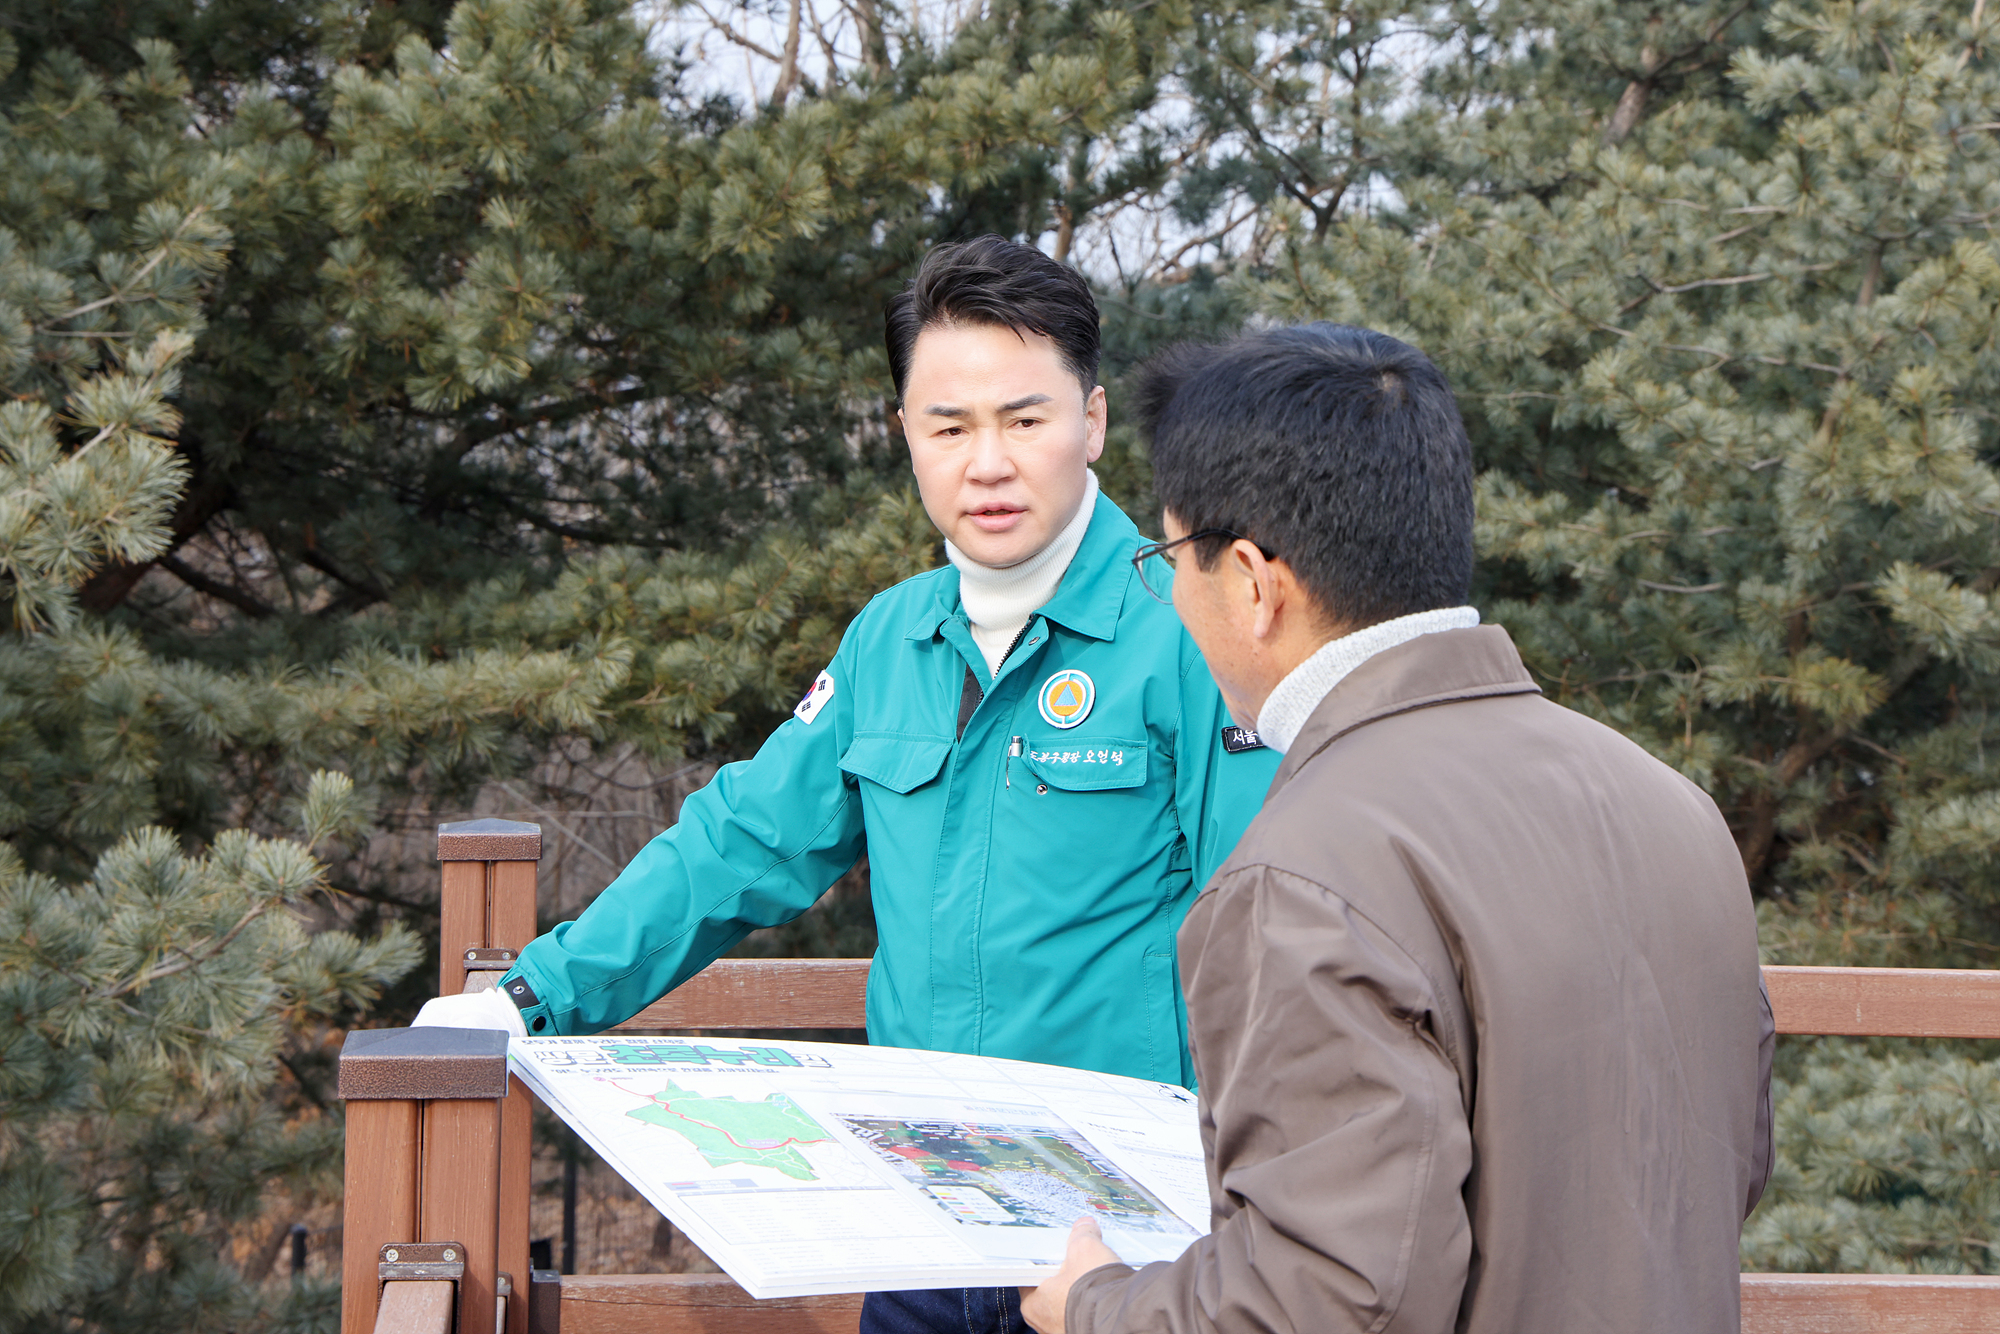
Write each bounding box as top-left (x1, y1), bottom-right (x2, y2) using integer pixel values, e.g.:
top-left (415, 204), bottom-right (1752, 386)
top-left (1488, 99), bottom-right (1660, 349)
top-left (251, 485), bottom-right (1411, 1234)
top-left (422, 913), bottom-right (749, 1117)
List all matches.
top-left (20, 0), bottom-right (1194, 635)
top-left (0, 35), bottom-right (423, 1329)
top-left (0, 782), bottom-right (421, 1332)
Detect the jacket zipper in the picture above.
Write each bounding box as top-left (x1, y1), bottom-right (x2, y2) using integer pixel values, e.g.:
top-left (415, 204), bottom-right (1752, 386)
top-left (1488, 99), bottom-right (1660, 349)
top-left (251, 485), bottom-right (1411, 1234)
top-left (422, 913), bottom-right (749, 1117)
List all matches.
top-left (996, 622), bottom-right (1030, 673)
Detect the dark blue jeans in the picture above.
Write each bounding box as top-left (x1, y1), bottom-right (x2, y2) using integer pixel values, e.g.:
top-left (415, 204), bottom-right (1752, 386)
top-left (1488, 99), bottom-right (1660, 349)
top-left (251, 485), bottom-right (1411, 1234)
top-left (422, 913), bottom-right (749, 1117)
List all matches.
top-left (860, 1286), bottom-right (1024, 1334)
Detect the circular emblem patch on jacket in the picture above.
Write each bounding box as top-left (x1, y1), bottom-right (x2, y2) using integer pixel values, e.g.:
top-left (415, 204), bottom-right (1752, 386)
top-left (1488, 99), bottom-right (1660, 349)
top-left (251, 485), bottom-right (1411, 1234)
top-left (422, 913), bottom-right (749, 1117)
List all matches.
top-left (1037, 669), bottom-right (1095, 729)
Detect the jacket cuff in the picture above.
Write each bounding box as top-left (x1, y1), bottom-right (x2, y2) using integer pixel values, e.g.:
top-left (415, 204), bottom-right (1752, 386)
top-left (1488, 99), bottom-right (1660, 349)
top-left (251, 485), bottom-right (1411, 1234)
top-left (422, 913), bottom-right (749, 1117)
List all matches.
top-left (1066, 1261), bottom-right (1138, 1334)
top-left (497, 962), bottom-right (560, 1036)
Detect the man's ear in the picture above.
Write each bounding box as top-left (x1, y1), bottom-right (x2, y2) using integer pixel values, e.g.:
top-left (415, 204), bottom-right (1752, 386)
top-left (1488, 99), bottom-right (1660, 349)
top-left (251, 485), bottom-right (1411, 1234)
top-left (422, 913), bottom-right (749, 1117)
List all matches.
top-left (1232, 544), bottom-right (1296, 644)
top-left (1226, 541), bottom-right (1288, 642)
top-left (1083, 385), bottom-right (1107, 463)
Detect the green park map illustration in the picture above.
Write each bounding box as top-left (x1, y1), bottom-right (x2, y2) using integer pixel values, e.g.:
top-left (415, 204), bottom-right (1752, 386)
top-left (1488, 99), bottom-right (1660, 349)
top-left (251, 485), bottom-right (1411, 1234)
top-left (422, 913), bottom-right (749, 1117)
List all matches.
top-left (626, 1081), bottom-right (831, 1181)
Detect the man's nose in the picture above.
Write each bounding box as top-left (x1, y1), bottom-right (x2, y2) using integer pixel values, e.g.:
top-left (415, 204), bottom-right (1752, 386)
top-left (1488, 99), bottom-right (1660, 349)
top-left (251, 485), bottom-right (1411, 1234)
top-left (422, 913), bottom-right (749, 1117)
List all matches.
top-left (965, 429), bottom-right (1015, 483)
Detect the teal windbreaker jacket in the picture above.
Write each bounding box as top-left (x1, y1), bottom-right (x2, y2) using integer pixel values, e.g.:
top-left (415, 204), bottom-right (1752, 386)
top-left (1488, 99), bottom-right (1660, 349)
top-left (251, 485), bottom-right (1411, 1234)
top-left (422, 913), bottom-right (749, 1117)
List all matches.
top-left (502, 493), bottom-right (1279, 1086)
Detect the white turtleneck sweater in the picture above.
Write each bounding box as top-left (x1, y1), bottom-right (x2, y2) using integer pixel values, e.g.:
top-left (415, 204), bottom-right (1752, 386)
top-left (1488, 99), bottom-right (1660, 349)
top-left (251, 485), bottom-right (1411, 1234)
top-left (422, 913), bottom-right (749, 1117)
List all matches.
top-left (945, 471), bottom-right (1100, 679)
top-left (1255, 605), bottom-right (1482, 753)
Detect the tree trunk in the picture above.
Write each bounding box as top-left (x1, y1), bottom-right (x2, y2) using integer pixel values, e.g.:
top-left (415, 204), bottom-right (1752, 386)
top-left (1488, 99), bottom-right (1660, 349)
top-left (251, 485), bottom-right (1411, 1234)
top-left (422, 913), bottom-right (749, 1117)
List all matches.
top-left (1603, 77), bottom-right (1651, 144)
top-left (772, 0), bottom-right (804, 108)
top-left (853, 0), bottom-right (890, 79)
top-left (1603, 39), bottom-right (1659, 145)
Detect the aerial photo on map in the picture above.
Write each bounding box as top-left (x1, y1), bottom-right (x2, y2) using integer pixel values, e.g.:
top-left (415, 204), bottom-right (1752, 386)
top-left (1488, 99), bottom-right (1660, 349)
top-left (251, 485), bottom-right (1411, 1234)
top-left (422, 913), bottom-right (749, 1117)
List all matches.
top-left (834, 1113), bottom-right (1195, 1237)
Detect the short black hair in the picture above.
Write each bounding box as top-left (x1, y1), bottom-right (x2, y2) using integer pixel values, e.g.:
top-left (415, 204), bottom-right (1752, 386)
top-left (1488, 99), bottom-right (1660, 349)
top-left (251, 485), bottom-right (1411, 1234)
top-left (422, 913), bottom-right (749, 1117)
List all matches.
top-left (885, 236), bottom-right (1101, 402)
top-left (1137, 322), bottom-right (1474, 630)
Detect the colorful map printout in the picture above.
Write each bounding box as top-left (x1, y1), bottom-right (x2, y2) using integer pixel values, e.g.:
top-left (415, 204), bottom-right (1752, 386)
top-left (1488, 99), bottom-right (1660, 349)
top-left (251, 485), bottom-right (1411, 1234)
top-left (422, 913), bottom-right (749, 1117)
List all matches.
top-left (508, 1034), bottom-right (1209, 1298)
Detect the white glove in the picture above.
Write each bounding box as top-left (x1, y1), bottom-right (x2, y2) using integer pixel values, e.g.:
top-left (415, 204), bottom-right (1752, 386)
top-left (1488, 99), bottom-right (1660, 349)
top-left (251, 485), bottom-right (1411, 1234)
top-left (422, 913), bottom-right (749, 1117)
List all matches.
top-left (412, 986), bottom-right (528, 1040)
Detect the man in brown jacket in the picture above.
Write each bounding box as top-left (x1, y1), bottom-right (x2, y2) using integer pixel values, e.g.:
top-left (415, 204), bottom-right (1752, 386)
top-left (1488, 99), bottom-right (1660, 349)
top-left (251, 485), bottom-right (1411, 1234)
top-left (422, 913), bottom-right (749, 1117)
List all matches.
top-left (1021, 323), bottom-right (1774, 1334)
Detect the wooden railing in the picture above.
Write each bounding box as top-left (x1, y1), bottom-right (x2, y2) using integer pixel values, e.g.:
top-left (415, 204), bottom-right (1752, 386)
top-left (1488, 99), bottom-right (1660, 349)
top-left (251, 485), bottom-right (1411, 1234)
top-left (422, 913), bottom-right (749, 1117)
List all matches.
top-left (339, 820), bottom-right (2000, 1334)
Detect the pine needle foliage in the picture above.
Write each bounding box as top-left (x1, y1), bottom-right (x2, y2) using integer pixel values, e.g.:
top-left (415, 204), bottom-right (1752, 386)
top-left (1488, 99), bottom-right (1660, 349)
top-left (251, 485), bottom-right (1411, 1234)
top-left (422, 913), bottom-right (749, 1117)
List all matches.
top-left (0, 39), bottom-right (425, 1330)
top-left (13, 0), bottom-right (1213, 631)
top-left (1746, 1040), bottom-right (2000, 1273)
top-left (386, 486), bottom-right (940, 756)
top-left (0, 32), bottom-right (226, 633)
top-left (0, 792), bottom-right (421, 1333)
top-left (1254, 0), bottom-right (2000, 963)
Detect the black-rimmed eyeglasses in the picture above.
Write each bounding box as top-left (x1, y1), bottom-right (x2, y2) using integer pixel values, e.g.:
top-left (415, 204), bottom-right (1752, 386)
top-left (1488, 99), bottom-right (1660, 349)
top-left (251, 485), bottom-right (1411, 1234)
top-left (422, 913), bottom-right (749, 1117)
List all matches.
top-left (1131, 530), bottom-right (1272, 604)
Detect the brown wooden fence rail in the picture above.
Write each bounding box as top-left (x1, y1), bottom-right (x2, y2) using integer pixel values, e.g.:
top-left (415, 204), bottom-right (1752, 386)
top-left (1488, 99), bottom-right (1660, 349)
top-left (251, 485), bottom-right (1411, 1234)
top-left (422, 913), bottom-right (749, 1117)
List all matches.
top-left (337, 820), bottom-right (2000, 1334)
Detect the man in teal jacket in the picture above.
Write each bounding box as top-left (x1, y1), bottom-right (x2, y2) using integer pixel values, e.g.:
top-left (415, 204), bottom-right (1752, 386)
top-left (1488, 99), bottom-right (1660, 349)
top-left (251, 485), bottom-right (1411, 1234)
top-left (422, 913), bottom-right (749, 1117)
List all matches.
top-left (417, 236), bottom-right (1277, 1333)
top-left (497, 483), bottom-right (1263, 1083)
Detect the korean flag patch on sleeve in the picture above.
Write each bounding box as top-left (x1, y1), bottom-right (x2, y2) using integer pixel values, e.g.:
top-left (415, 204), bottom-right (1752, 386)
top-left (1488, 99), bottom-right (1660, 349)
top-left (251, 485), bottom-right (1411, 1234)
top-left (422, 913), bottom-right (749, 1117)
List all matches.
top-left (794, 669), bottom-right (835, 725)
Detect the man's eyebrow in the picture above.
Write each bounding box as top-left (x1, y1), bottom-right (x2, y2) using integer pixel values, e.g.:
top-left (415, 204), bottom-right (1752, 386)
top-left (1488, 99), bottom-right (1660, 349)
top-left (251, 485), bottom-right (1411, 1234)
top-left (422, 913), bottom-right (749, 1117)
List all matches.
top-left (919, 393), bottom-right (1054, 418)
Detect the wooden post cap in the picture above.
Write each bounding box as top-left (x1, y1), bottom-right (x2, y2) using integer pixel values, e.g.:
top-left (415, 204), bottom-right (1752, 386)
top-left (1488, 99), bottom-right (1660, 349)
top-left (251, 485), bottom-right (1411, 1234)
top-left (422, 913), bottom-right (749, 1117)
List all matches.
top-left (436, 819), bottom-right (542, 862)
top-left (338, 1028), bottom-right (510, 1101)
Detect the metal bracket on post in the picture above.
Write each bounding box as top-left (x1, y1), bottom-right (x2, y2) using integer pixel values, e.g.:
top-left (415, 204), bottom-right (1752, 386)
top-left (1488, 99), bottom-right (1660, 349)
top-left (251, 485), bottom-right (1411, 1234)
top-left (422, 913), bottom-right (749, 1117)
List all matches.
top-left (460, 949), bottom-right (517, 994)
top-left (462, 948), bottom-right (517, 971)
top-left (376, 1242), bottom-right (466, 1334)
top-left (380, 1241), bottom-right (468, 1285)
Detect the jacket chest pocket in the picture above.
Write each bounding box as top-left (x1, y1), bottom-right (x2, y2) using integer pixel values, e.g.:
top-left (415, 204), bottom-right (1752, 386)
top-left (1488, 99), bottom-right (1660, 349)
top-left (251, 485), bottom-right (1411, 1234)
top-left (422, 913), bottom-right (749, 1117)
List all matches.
top-left (1019, 739), bottom-right (1149, 792)
top-left (839, 734), bottom-right (951, 794)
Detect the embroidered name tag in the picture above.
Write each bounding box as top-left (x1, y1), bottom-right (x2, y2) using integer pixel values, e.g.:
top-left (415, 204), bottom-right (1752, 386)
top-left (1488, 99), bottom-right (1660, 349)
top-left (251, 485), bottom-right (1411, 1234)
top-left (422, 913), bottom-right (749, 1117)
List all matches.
top-left (1221, 725), bottom-right (1267, 753)
top-left (1022, 740), bottom-right (1149, 791)
top-left (1029, 744), bottom-right (1136, 768)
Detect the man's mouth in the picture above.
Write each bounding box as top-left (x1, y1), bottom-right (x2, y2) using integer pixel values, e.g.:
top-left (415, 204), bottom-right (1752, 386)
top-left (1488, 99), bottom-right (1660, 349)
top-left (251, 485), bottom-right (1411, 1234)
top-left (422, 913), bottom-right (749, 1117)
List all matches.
top-left (967, 504), bottom-right (1027, 532)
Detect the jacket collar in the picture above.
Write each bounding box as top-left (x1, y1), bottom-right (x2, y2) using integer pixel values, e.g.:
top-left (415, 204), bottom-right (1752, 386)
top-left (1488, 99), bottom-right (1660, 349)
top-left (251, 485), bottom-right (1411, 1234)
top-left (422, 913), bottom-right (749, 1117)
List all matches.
top-left (1270, 624), bottom-right (1543, 795)
top-left (903, 489), bottom-right (1137, 644)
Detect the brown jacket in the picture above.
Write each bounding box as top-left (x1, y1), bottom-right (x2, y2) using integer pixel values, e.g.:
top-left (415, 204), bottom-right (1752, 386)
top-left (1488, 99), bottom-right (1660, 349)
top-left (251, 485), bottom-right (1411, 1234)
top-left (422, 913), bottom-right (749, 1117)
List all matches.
top-left (1070, 625), bottom-right (1773, 1334)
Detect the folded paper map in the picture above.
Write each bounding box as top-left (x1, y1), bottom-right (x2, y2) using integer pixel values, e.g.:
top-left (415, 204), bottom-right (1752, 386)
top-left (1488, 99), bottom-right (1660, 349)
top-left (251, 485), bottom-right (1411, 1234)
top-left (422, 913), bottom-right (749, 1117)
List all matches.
top-left (507, 1034), bottom-right (1210, 1297)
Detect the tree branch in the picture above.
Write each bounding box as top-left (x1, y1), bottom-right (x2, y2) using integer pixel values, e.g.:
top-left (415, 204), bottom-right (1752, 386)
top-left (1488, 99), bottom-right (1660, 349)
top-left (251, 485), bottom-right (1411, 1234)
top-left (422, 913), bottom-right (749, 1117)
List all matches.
top-left (1959, 0), bottom-right (1989, 72)
top-left (37, 207), bottom-right (210, 330)
top-left (1619, 270), bottom-right (1772, 314)
top-left (1736, 647), bottom-right (1931, 884)
top-left (298, 547), bottom-right (388, 607)
top-left (157, 553), bottom-right (277, 619)
top-left (692, 2), bottom-right (787, 65)
top-left (104, 896), bottom-right (277, 998)
top-left (1602, 1), bottom-right (1754, 145)
top-left (805, 0), bottom-right (847, 88)
top-left (849, 0), bottom-right (889, 77)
